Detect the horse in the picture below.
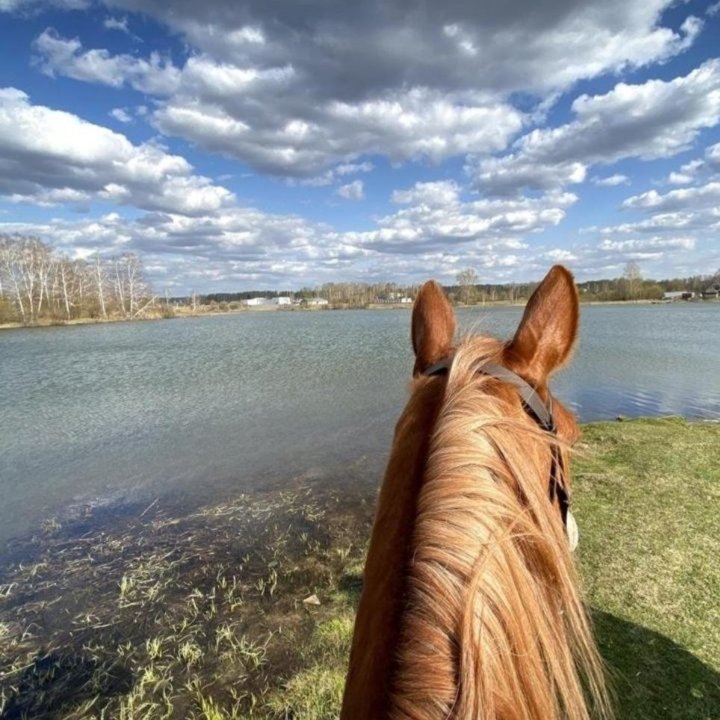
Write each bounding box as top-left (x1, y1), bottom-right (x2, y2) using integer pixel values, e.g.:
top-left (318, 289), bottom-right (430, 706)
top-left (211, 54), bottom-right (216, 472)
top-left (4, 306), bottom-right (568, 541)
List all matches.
top-left (340, 266), bottom-right (611, 720)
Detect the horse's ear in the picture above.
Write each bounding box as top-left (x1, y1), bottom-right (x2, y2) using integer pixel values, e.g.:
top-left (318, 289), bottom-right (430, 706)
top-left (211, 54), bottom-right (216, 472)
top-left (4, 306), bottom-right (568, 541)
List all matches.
top-left (412, 281), bottom-right (455, 376)
top-left (504, 265), bottom-right (579, 384)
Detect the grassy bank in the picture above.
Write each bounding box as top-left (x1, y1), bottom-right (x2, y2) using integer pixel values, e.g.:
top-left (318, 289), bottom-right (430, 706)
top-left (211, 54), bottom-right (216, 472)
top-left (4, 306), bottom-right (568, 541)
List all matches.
top-left (1, 418), bottom-right (718, 719)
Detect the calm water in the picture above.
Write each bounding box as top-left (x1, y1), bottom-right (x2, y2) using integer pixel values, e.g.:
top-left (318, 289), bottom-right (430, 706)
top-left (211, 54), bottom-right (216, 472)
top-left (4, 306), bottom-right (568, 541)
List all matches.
top-left (1, 304), bottom-right (719, 545)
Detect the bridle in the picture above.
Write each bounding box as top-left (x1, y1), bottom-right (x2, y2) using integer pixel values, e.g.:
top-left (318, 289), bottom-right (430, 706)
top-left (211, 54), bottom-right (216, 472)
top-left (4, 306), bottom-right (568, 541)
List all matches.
top-left (423, 357), bottom-right (575, 546)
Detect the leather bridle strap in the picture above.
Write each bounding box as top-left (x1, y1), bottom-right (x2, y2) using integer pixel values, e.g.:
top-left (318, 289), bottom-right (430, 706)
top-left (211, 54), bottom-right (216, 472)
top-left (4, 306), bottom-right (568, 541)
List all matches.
top-left (423, 357), bottom-right (571, 527)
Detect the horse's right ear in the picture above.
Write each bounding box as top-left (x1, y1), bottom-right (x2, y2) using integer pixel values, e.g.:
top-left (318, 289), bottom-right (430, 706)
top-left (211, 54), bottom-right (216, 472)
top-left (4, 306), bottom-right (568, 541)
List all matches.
top-left (412, 281), bottom-right (455, 376)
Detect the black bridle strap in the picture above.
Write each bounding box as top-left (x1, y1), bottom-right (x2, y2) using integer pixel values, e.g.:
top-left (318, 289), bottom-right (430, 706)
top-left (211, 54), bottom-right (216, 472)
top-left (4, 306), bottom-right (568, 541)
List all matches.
top-left (423, 357), bottom-right (570, 526)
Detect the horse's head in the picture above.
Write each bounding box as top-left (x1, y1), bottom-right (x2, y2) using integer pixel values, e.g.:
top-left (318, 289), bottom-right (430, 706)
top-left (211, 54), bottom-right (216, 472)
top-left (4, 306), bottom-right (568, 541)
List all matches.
top-left (411, 264), bottom-right (581, 522)
top-left (342, 265), bottom-right (609, 720)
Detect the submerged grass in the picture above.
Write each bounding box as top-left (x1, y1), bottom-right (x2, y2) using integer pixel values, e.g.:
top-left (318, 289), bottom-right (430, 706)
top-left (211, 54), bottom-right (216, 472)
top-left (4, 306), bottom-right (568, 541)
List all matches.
top-left (0, 417), bottom-right (718, 719)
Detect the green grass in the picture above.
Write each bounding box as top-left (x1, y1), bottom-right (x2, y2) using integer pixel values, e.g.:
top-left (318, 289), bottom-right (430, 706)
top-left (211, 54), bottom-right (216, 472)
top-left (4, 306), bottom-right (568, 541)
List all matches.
top-left (574, 418), bottom-right (720, 719)
top-left (0, 418), bottom-right (718, 719)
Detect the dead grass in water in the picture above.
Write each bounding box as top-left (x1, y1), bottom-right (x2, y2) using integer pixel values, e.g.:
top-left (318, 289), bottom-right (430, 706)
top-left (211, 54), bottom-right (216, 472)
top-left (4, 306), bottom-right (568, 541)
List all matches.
top-left (0, 482), bottom-right (373, 719)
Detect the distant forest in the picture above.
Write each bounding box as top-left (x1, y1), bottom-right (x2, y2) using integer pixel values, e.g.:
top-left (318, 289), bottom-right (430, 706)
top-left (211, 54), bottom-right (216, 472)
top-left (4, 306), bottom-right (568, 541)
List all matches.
top-left (193, 263), bottom-right (720, 308)
top-left (2, 235), bottom-right (719, 326)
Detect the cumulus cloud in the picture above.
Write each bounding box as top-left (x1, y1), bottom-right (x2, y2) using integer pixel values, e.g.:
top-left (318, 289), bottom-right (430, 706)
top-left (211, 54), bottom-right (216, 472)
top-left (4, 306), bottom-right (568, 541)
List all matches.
top-left (33, 30), bottom-right (526, 175)
top-left (568, 236), bottom-right (708, 278)
top-left (0, 87), bottom-right (234, 215)
top-left (0, 0), bottom-right (87, 11)
top-left (578, 151), bottom-right (720, 274)
top-left (298, 161), bottom-right (374, 188)
top-left (103, 15), bottom-right (129, 33)
top-left (29, 0), bottom-right (705, 176)
top-left (471, 60), bottom-right (720, 195)
top-left (664, 141), bottom-right (720, 184)
top-left (1, 189), bottom-right (711, 290)
top-left (346, 182), bottom-right (576, 254)
top-left (592, 174), bottom-right (630, 187)
top-left (33, 29), bottom-right (180, 94)
top-left (4, 0), bottom-right (717, 286)
top-left (623, 181), bottom-right (720, 212)
top-left (0, 172), bottom-right (584, 289)
top-left (101, 0), bottom-right (699, 94)
top-left (598, 237), bottom-right (695, 253)
top-left (336, 180), bottom-right (364, 201)
top-left (156, 86), bottom-right (524, 176)
top-left (110, 107), bottom-right (132, 123)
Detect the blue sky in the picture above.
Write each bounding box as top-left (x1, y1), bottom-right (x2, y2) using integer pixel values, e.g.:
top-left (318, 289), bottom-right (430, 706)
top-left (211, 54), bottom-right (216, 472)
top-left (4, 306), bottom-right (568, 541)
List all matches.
top-left (0, 0), bottom-right (719, 292)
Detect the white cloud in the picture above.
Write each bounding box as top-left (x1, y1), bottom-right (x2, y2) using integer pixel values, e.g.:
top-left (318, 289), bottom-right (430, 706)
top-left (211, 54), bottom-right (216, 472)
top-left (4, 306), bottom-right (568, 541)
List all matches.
top-left (3, 0), bottom-right (717, 287)
top-left (471, 60), bottom-right (720, 195)
top-left (28, 0), bottom-right (706, 176)
top-left (336, 180), bottom-right (364, 201)
top-left (0, 0), bottom-right (87, 11)
top-left (1, 185), bottom-right (713, 290)
top-left (347, 183), bottom-right (576, 254)
top-left (33, 29), bottom-right (181, 94)
top-left (110, 107), bottom-right (132, 123)
top-left (666, 142), bottom-right (720, 184)
top-left (32, 30), bottom-right (525, 175)
top-left (623, 181), bottom-right (720, 212)
top-left (298, 161), bottom-right (374, 188)
top-left (0, 87), bottom-right (234, 215)
top-left (104, 0), bottom-right (700, 95)
top-left (103, 16), bottom-right (129, 33)
top-left (154, 86), bottom-right (524, 176)
top-left (391, 180), bottom-right (462, 207)
top-left (0, 173), bottom-right (580, 289)
top-left (592, 174), bottom-right (630, 187)
top-left (598, 237), bottom-right (695, 253)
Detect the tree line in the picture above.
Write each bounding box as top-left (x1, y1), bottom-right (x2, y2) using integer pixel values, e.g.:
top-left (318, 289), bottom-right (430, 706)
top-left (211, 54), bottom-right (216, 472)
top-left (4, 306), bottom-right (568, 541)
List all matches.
top-left (188, 282), bottom-right (419, 308)
top-left (0, 235), bottom-right (156, 325)
top-left (3, 234), bottom-right (718, 326)
top-left (452, 262), bottom-right (720, 304)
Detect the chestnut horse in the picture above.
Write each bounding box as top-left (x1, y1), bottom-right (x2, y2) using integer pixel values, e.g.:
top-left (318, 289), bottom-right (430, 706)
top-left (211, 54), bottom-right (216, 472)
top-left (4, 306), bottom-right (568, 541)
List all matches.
top-left (341, 266), bottom-right (611, 720)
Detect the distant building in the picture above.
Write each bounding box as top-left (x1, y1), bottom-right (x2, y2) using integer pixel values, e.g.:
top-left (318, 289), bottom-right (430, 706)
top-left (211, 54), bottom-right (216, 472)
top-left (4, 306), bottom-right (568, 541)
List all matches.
top-left (663, 291), bottom-right (694, 301)
top-left (702, 285), bottom-right (720, 299)
top-left (307, 297), bottom-right (329, 306)
top-left (378, 293), bottom-right (413, 304)
top-left (243, 297), bottom-right (269, 306)
top-left (270, 296), bottom-right (292, 305)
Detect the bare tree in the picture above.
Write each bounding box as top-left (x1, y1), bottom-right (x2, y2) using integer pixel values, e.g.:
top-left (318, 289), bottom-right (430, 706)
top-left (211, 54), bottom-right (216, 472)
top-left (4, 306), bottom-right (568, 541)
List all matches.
top-left (623, 260), bottom-right (642, 300)
top-left (58, 257), bottom-right (72, 319)
top-left (456, 267), bottom-right (478, 305)
top-left (0, 236), bottom-right (27, 322)
top-left (110, 253), bottom-right (153, 317)
top-left (0, 236), bottom-right (155, 324)
top-left (91, 255), bottom-right (108, 319)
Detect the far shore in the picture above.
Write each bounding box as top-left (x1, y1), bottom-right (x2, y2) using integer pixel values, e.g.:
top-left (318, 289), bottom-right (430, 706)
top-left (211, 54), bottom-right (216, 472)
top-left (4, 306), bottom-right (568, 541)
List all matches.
top-left (1, 296), bottom-right (713, 332)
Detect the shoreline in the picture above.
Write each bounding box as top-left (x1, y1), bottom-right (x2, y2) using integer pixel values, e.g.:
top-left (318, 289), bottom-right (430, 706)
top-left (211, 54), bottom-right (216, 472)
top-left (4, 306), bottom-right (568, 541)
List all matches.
top-left (1, 297), bottom-right (714, 332)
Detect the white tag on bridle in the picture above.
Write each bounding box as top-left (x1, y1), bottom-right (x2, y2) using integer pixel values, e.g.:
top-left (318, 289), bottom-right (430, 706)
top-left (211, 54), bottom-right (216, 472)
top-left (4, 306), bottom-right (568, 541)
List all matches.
top-left (566, 510), bottom-right (579, 552)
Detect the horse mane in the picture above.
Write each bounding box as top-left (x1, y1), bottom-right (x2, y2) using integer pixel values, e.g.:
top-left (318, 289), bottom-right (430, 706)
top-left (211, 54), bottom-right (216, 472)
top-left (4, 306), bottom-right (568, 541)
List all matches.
top-left (387, 336), bottom-right (611, 720)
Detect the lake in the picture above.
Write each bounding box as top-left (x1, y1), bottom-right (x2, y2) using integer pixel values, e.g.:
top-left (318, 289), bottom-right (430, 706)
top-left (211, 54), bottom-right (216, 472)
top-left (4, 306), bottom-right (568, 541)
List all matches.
top-left (1, 303), bottom-right (718, 546)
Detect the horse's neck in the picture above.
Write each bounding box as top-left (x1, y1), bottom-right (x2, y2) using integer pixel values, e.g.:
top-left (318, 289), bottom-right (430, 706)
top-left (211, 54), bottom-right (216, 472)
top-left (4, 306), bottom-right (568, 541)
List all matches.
top-left (341, 381), bottom-right (443, 720)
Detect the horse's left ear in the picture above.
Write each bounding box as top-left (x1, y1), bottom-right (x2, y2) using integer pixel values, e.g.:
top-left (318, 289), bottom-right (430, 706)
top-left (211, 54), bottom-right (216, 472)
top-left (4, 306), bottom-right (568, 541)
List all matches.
top-left (412, 281), bottom-right (455, 376)
top-left (504, 265), bottom-right (579, 384)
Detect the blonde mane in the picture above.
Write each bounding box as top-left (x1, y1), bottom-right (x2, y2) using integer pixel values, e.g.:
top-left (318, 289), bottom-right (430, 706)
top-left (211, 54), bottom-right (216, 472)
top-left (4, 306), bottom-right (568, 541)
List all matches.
top-left (386, 337), bottom-right (611, 720)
